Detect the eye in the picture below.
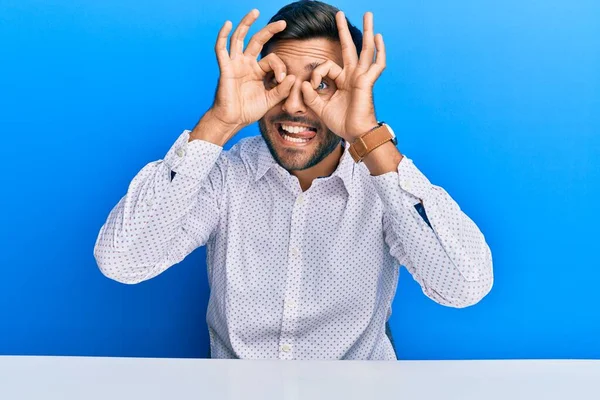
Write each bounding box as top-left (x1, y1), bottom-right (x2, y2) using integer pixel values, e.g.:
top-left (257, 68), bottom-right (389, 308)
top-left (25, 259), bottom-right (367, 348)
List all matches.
top-left (265, 74), bottom-right (277, 88)
top-left (316, 80), bottom-right (329, 91)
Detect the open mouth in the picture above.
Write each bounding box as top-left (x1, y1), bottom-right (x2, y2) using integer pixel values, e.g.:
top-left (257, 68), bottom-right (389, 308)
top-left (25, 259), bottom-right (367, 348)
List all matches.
top-left (276, 122), bottom-right (317, 144)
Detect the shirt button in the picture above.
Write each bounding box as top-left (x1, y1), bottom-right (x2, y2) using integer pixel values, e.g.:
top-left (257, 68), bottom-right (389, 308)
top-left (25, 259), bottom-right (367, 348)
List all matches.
top-left (146, 198), bottom-right (154, 206)
top-left (281, 344), bottom-right (292, 353)
top-left (176, 148), bottom-right (185, 157)
top-left (296, 194), bottom-right (304, 205)
top-left (291, 247), bottom-right (300, 257)
top-left (286, 300), bottom-right (296, 309)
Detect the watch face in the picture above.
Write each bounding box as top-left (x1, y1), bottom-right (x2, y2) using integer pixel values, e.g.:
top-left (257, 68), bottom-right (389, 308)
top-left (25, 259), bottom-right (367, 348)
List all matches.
top-left (383, 123), bottom-right (397, 144)
top-left (383, 123), bottom-right (395, 137)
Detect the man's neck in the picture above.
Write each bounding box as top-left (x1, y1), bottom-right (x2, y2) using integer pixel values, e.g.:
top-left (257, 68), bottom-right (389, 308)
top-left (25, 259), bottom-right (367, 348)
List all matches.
top-left (290, 142), bottom-right (345, 192)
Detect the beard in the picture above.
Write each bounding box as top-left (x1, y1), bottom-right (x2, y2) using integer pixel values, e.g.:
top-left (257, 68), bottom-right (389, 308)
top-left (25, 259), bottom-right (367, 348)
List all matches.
top-left (257, 113), bottom-right (343, 172)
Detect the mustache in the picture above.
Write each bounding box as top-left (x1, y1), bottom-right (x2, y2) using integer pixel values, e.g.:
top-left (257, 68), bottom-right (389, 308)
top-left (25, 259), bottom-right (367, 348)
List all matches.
top-left (269, 113), bottom-right (320, 128)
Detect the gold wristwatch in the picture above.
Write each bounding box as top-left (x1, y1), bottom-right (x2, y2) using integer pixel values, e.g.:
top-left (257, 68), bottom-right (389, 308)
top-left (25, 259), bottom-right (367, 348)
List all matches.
top-left (348, 122), bottom-right (397, 163)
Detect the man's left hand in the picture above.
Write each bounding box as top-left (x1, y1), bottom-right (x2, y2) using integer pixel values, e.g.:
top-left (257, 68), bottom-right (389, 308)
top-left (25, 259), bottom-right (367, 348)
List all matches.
top-left (300, 11), bottom-right (386, 142)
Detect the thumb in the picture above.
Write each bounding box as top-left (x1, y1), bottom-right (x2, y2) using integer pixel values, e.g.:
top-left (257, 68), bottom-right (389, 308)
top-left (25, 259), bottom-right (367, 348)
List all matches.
top-left (301, 81), bottom-right (326, 116)
top-left (266, 75), bottom-right (295, 108)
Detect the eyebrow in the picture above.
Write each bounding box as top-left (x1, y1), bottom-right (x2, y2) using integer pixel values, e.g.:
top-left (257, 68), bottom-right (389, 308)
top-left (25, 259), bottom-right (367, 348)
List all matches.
top-left (305, 61), bottom-right (324, 72)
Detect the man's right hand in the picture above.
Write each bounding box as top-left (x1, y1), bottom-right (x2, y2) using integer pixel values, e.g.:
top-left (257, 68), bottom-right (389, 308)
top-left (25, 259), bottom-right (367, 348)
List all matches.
top-left (190, 9), bottom-right (295, 145)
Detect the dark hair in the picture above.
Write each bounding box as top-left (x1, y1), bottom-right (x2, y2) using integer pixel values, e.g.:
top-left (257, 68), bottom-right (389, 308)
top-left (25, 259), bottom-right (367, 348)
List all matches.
top-left (260, 0), bottom-right (363, 59)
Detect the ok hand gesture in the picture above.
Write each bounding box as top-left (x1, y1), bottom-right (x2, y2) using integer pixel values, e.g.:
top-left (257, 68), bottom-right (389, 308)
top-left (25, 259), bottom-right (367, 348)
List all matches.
top-left (300, 12), bottom-right (386, 142)
top-left (209, 9), bottom-right (296, 139)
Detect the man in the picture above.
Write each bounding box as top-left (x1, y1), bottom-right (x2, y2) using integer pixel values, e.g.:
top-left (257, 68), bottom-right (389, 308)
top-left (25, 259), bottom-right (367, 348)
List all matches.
top-left (94, 0), bottom-right (493, 361)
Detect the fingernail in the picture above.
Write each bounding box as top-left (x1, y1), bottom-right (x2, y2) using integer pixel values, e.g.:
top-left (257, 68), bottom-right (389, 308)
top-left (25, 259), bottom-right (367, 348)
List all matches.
top-left (279, 72), bottom-right (285, 82)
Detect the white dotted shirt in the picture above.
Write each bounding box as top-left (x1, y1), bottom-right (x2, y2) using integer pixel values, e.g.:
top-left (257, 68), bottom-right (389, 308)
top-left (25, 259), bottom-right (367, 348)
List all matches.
top-left (94, 129), bottom-right (493, 360)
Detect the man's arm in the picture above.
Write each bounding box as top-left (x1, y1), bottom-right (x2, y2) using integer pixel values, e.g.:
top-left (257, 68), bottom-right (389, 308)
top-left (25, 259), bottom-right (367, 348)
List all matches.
top-left (94, 127), bottom-right (226, 284)
top-left (297, 8), bottom-right (492, 307)
top-left (95, 9), bottom-right (298, 284)
top-left (365, 141), bottom-right (494, 308)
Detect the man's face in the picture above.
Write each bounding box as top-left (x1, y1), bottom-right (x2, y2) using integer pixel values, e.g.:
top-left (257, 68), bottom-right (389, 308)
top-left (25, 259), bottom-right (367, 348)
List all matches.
top-left (258, 38), bottom-right (344, 171)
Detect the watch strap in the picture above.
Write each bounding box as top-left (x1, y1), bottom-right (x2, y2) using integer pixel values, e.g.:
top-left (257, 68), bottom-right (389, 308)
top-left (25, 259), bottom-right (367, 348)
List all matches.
top-left (348, 123), bottom-right (395, 163)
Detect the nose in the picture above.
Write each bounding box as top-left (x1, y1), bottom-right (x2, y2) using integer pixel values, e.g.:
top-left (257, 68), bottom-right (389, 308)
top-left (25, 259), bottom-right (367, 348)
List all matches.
top-left (281, 78), bottom-right (307, 115)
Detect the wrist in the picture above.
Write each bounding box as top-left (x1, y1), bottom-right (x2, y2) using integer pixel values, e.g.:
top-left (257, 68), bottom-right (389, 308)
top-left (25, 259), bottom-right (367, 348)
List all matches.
top-left (348, 118), bottom-right (379, 143)
top-left (189, 109), bottom-right (241, 146)
top-left (362, 141), bottom-right (403, 175)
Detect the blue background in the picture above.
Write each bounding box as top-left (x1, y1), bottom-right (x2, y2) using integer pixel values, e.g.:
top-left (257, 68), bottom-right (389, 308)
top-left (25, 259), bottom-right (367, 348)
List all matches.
top-left (1, 0), bottom-right (598, 359)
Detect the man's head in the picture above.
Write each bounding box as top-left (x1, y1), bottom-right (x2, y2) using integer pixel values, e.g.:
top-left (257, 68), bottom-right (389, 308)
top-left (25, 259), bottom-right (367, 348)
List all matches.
top-left (257, 0), bottom-right (363, 171)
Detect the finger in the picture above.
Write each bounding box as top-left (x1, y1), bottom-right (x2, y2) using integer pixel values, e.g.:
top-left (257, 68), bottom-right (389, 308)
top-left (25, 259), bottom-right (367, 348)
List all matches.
top-left (245, 20), bottom-right (287, 58)
top-left (366, 33), bottom-right (386, 81)
top-left (266, 74), bottom-right (296, 108)
top-left (230, 9), bottom-right (260, 59)
top-left (335, 11), bottom-right (358, 67)
top-left (357, 12), bottom-right (375, 70)
top-left (301, 81), bottom-right (327, 116)
top-left (310, 60), bottom-right (343, 89)
top-left (215, 20), bottom-right (233, 67)
top-left (258, 53), bottom-right (287, 82)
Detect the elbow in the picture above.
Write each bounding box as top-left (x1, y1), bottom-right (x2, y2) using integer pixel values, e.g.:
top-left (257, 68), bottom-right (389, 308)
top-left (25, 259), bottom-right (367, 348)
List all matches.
top-left (425, 276), bottom-right (493, 308)
top-left (94, 248), bottom-right (149, 285)
top-left (451, 243), bottom-right (494, 308)
top-left (448, 256), bottom-right (494, 308)
top-left (98, 266), bottom-right (147, 285)
top-left (450, 276), bottom-right (494, 308)
top-left (429, 256), bottom-right (494, 308)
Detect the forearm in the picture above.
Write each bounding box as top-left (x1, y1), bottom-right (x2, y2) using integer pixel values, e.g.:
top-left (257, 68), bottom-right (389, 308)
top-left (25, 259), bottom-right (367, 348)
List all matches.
top-left (373, 156), bottom-right (493, 307)
top-left (390, 190), bottom-right (493, 307)
top-left (94, 129), bottom-right (223, 284)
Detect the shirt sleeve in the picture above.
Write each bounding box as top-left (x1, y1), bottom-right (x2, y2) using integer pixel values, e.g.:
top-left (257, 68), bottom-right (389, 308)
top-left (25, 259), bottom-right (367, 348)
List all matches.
top-left (93, 129), bottom-right (226, 284)
top-left (370, 155), bottom-right (494, 308)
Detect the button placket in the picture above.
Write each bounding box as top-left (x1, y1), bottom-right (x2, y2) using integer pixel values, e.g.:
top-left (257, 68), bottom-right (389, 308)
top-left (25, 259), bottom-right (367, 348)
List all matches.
top-left (278, 192), bottom-right (307, 360)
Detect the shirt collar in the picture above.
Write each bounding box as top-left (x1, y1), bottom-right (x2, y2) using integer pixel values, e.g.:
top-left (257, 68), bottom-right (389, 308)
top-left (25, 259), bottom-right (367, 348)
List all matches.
top-left (254, 137), bottom-right (354, 193)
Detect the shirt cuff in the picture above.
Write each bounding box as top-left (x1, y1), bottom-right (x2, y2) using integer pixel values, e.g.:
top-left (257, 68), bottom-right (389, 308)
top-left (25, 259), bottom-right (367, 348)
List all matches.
top-left (164, 130), bottom-right (223, 180)
top-left (370, 155), bottom-right (435, 207)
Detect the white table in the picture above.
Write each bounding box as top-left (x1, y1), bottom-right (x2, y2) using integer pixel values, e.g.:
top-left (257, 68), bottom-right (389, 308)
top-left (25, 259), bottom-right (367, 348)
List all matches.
top-left (0, 356), bottom-right (598, 399)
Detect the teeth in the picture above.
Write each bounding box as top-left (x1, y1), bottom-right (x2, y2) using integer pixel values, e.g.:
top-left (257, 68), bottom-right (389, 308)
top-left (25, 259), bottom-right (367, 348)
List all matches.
top-left (282, 133), bottom-right (310, 143)
top-left (281, 124), bottom-right (312, 134)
